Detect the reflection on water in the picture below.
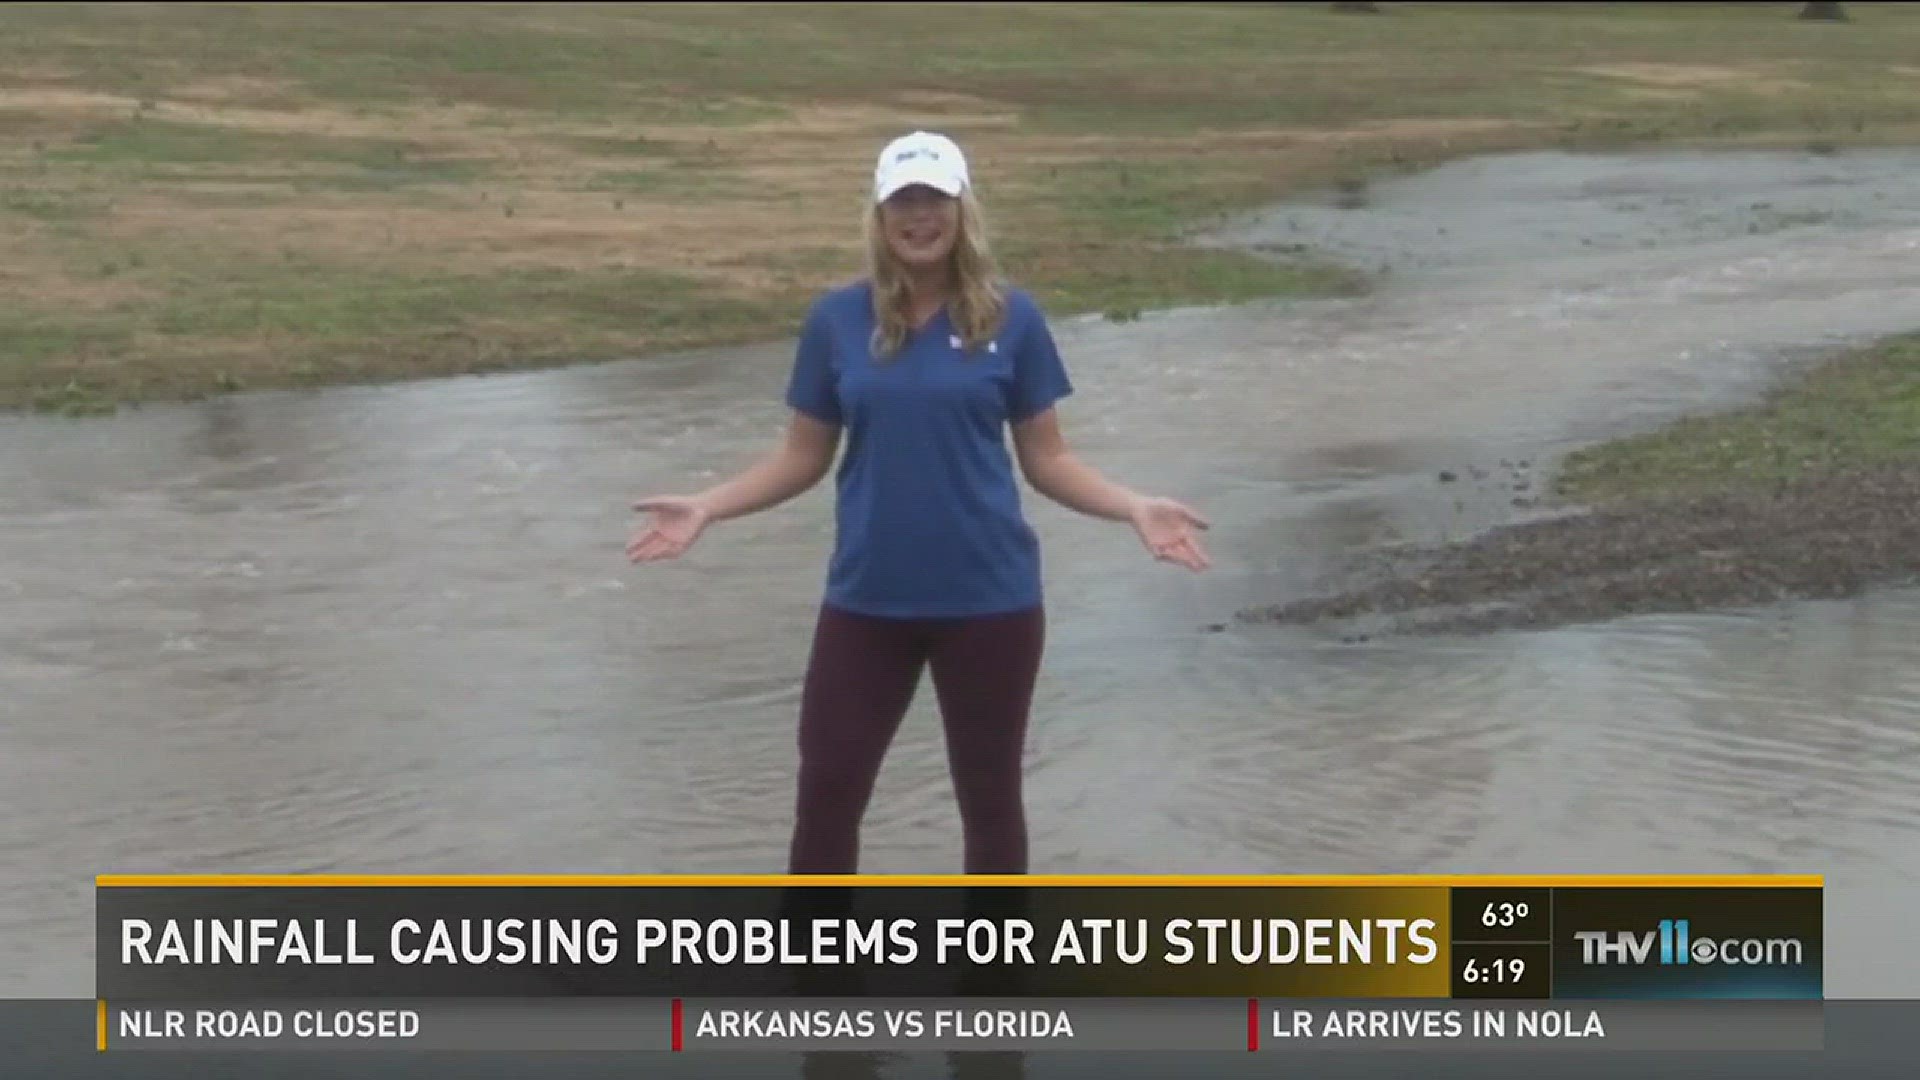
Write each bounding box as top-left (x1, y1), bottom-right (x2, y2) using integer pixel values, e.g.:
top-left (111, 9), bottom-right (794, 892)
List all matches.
top-left (4, 150), bottom-right (1920, 1004)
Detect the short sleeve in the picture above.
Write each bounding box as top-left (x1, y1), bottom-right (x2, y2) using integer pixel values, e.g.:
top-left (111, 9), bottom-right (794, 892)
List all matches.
top-left (1007, 295), bottom-right (1074, 422)
top-left (784, 301), bottom-right (842, 424)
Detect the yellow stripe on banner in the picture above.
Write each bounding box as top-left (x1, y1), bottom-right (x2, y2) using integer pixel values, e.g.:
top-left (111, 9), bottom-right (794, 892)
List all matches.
top-left (97, 1000), bottom-right (106, 1052)
top-left (93, 873), bottom-right (1824, 888)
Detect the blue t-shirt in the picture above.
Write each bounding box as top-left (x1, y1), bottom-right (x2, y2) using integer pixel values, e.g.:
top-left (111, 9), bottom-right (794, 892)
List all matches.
top-left (784, 280), bottom-right (1074, 619)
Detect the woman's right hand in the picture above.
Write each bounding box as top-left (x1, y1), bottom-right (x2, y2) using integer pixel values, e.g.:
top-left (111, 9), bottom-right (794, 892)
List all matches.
top-left (627, 495), bottom-right (713, 563)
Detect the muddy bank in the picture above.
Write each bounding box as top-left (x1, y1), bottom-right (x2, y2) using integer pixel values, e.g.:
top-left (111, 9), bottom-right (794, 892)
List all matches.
top-left (1217, 151), bottom-right (1920, 637)
top-left (1239, 459), bottom-right (1920, 635)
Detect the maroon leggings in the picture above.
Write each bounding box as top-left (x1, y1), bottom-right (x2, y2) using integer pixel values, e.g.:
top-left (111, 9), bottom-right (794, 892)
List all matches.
top-left (787, 603), bottom-right (1046, 875)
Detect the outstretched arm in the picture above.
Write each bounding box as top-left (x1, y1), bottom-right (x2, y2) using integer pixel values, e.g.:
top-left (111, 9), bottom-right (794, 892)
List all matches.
top-left (1012, 409), bottom-right (1211, 571)
top-left (1011, 408), bottom-right (1138, 522)
top-left (693, 412), bottom-right (841, 522)
top-left (628, 411), bottom-right (839, 563)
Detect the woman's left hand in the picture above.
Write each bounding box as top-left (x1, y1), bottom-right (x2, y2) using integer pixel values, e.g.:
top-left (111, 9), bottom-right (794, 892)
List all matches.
top-left (1128, 496), bottom-right (1212, 571)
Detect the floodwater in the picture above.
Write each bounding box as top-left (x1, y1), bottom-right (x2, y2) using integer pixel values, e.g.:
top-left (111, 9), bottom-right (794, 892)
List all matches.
top-left (6, 149), bottom-right (1920, 1004)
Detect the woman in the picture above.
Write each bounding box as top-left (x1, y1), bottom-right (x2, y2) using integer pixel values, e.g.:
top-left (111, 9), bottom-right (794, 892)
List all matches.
top-left (628, 131), bottom-right (1211, 875)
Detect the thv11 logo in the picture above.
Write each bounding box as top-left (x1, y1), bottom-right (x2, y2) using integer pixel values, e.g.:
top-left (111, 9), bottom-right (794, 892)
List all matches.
top-left (1574, 920), bottom-right (1803, 967)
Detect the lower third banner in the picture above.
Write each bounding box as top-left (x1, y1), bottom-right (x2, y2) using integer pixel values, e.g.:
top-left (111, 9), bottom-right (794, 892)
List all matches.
top-left (91, 873), bottom-right (1824, 1054)
top-left (99, 997), bottom-right (1823, 1053)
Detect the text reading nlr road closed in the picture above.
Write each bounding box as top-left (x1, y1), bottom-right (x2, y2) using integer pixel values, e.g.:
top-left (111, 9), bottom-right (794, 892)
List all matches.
top-left (119, 916), bottom-right (1441, 967)
top-left (121, 1007), bottom-right (419, 1040)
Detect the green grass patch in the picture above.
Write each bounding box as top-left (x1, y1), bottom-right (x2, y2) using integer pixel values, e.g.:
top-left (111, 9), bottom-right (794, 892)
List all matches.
top-left (0, 186), bottom-right (107, 220)
top-left (0, 260), bottom-right (810, 410)
top-left (1557, 334), bottom-right (1920, 504)
top-left (1010, 244), bottom-right (1366, 323)
top-left (311, 156), bottom-right (491, 191)
top-left (548, 133), bottom-right (677, 157)
top-left (43, 118), bottom-right (490, 187)
top-left (138, 260), bottom-right (776, 340)
top-left (1042, 159), bottom-right (1260, 238)
top-left (583, 167), bottom-right (753, 199)
top-left (0, 311), bottom-right (136, 365)
top-left (47, 118), bottom-right (403, 167)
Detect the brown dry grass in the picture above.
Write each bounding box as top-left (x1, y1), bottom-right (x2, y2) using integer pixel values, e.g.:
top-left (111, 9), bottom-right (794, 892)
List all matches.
top-left (1578, 62), bottom-right (1809, 89)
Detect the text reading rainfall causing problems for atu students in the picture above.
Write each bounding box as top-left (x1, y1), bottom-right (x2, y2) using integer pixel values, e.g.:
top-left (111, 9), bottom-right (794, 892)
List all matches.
top-left (119, 915), bottom-right (1443, 967)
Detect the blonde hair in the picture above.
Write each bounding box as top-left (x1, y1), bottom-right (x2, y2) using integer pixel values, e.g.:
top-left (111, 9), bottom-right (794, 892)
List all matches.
top-left (865, 186), bottom-right (1006, 359)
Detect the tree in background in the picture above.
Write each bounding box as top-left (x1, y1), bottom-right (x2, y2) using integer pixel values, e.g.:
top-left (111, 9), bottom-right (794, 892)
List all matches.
top-left (1799, 2), bottom-right (1848, 20)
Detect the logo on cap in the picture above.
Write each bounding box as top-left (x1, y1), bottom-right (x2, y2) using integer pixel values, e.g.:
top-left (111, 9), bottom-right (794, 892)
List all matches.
top-left (874, 132), bottom-right (969, 202)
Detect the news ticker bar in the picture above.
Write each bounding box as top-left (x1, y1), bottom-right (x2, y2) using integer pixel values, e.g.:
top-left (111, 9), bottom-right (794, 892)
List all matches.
top-left (94, 875), bottom-right (1824, 1001)
top-left (99, 998), bottom-right (1824, 1053)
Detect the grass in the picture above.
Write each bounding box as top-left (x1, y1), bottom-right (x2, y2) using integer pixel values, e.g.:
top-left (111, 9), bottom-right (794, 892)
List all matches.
top-left (4, 2), bottom-right (1920, 410)
top-left (1557, 333), bottom-right (1920, 504)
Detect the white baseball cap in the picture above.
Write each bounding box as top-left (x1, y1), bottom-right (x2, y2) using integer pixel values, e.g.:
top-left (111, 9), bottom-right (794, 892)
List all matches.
top-left (873, 131), bottom-right (970, 204)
